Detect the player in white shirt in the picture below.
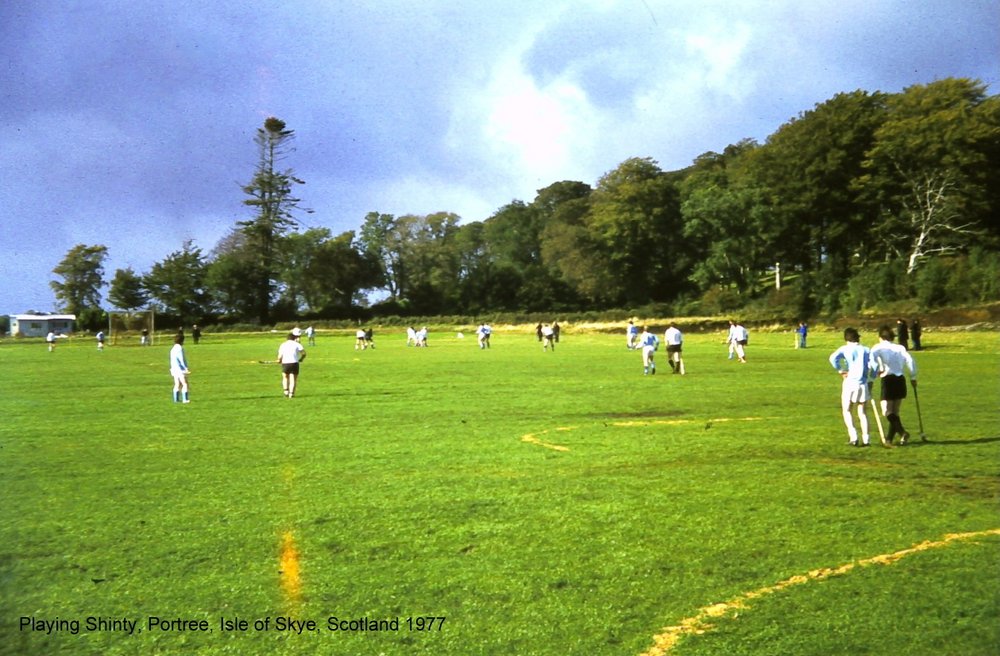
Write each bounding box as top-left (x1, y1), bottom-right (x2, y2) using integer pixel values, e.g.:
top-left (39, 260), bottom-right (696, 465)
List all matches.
top-left (638, 326), bottom-right (659, 375)
top-left (96, 330), bottom-right (106, 351)
top-left (870, 325), bottom-right (918, 445)
top-left (476, 323), bottom-right (492, 349)
top-left (169, 333), bottom-right (191, 403)
top-left (277, 332), bottom-right (306, 398)
top-left (415, 327), bottom-right (429, 347)
top-left (541, 324), bottom-right (555, 351)
top-left (829, 327), bottom-right (873, 446)
top-left (626, 321), bottom-right (639, 350)
top-left (46, 331), bottom-right (56, 352)
top-left (731, 321), bottom-right (749, 362)
top-left (663, 322), bottom-right (683, 374)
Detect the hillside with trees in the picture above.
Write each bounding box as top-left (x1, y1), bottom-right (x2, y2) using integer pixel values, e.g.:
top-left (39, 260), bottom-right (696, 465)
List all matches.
top-left (52, 78), bottom-right (1000, 328)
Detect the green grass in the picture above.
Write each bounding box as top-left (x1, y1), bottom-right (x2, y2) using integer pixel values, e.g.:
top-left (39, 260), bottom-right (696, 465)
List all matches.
top-left (1, 329), bottom-right (997, 655)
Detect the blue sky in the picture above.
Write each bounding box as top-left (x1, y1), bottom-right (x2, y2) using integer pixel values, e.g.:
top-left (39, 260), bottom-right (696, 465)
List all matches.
top-left (2, 0), bottom-right (997, 313)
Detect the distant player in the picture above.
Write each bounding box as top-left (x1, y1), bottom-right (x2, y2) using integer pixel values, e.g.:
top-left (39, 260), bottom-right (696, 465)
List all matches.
top-left (46, 330), bottom-right (56, 352)
top-left (365, 327), bottom-right (375, 349)
top-left (141, 328), bottom-right (150, 346)
top-left (731, 321), bottom-right (749, 363)
top-left (170, 333), bottom-right (191, 403)
top-left (663, 322), bottom-right (683, 374)
top-left (192, 324), bottom-right (202, 344)
top-left (829, 328), bottom-right (873, 447)
top-left (476, 323), bottom-right (492, 349)
top-left (277, 331), bottom-right (306, 398)
top-left (415, 327), bottom-right (429, 347)
top-left (355, 328), bottom-right (367, 350)
top-left (796, 321), bottom-right (808, 349)
top-left (638, 326), bottom-right (659, 375)
top-left (406, 326), bottom-right (417, 346)
top-left (541, 324), bottom-right (555, 351)
top-left (726, 320), bottom-right (737, 360)
top-left (306, 325), bottom-right (316, 346)
top-left (626, 320), bottom-right (638, 350)
top-left (96, 330), bottom-right (106, 351)
top-left (870, 325), bottom-right (918, 445)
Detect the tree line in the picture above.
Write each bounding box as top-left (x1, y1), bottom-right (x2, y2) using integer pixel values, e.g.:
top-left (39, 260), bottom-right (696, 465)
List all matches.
top-left (50, 78), bottom-right (999, 329)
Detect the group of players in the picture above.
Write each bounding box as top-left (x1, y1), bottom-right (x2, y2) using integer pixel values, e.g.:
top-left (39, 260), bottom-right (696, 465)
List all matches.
top-left (830, 325), bottom-right (918, 447)
top-left (166, 318), bottom-right (921, 448)
top-left (626, 320), bottom-right (687, 375)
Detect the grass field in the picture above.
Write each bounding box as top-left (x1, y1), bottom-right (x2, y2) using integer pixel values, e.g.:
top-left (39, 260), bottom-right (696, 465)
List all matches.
top-left (1, 327), bottom-right (998, 655)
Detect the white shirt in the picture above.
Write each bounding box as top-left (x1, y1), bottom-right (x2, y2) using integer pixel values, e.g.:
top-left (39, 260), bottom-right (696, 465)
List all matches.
top-left (732, 325), bottom-right (749, 341)
top-left (277, 339), bottom-right (304, 364)
top-left (664, 327), bottom-right (682, 346)
top-left (870, 339), bottom-right (917, 380)
top-left (169, 343), bottom-right (189, 375)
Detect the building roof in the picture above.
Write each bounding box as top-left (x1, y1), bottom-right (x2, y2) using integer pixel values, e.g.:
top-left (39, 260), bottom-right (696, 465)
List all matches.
top-left (10, 314), bottom-right (77, 321)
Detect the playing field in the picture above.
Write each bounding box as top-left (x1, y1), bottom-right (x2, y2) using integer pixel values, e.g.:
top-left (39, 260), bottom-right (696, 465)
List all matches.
top-left (2, 328), bottom-right (998, 655)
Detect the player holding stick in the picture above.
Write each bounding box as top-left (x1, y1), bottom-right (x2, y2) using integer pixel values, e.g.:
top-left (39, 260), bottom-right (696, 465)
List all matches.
top-left (870, 325), bottom-right (918, 445)
top-left (663, 322), bottom-right (684, 374)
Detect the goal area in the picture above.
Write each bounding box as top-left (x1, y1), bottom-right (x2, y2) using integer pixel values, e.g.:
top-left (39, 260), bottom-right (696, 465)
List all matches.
top-left (109, 310), bottom-right (156, 346)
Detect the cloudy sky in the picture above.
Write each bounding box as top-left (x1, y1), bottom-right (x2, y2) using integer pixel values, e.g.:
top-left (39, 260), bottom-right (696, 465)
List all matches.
top-left (2, 0), bottom-right (997, 314)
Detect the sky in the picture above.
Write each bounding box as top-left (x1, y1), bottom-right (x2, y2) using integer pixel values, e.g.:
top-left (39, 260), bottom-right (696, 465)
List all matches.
top-left (2, 0), bottom-right (997, 314)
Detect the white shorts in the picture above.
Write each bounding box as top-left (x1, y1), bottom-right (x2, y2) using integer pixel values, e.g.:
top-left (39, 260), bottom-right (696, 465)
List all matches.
top-left (841, 380), bottom-right (870, 405)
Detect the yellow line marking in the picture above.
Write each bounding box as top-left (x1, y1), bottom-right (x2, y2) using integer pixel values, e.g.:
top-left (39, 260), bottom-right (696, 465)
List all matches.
top-left (519, 417), bottom-right (774, 451)
top-left (279, 531), bottom-right (302, 610)
top-left (521, 433), bottom-right (571, 452)
top-left (640, 528), bottom-right (1000, 655)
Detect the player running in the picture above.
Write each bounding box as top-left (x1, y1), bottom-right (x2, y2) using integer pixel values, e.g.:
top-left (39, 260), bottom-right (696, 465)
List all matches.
top-left (638, 326), bottom-right (659, 375)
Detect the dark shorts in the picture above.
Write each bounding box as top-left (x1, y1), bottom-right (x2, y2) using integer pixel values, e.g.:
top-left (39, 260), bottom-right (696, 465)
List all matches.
top-left (667, 344), bottom-right (682, 354)
top-left (737, 339), bottom-right (748, 346)
top-left (880, 375), bottom-right (907, 401)
top-left (282, 362), bottom-right (300, 376)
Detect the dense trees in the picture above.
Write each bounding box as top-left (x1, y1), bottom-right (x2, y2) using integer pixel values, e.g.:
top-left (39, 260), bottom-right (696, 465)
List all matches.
top-left (50, 79), bottom-right (1000, 324)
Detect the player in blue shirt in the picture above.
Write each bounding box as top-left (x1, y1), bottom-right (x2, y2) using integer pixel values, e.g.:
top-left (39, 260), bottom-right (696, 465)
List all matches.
top-left (829, 327), bottom-right (873, 446)
top-left (638, 326), bottom-right (659, 375)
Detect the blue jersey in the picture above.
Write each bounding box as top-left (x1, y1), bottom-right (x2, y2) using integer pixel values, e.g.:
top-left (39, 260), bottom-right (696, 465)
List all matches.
top-left (639, 332), bottom-right (659, 349)
top-left (829, 342), bottom-right (871, 384)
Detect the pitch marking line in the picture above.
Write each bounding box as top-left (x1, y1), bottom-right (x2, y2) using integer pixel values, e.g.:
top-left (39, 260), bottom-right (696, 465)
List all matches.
top-left (279, 530), bottom-right (303, 610)
top-left (519, 418), bottom-right (774, 452)
top-left (640, 528), bottom-right (1000, 655)
top-left (521, 430), bottom-right (573, 452)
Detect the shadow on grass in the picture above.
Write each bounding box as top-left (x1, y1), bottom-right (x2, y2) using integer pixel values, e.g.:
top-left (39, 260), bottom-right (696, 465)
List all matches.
top-left (906, 435), bottom-right (1000, 447)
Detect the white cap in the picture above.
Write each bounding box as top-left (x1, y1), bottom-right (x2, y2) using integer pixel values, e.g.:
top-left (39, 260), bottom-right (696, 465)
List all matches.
top-left (291, 327), bottom-right (302, 336)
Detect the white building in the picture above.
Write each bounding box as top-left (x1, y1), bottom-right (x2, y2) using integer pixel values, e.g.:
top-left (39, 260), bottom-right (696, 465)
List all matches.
top-left (9, 314), bottom-right (77, 337)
